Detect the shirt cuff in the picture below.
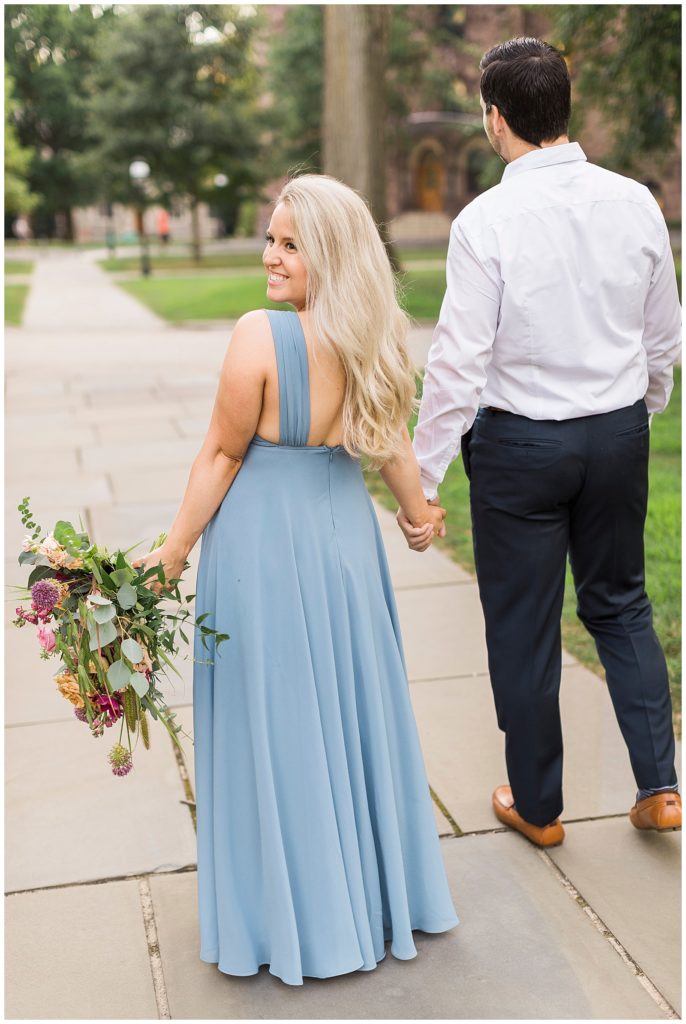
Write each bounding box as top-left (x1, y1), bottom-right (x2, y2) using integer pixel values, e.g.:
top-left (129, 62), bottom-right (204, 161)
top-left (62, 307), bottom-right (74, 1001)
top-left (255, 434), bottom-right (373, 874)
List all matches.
top-left (419, 473), bottom-right (439, 502)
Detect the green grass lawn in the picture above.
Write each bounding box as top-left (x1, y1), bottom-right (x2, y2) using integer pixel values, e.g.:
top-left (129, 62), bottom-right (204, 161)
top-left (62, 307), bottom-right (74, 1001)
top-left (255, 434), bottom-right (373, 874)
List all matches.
top-left (119, 273), bottom-right (285, 320)
top-left (5, 260), bottom-right (33, 275)
top-left (100, 251), bottom-right (265, 273)
top-left (5, 284), bottom-right (29, 325)
top-left (118, 266), bottom-right (446, 322)
top-left (365, 369), bottom-right (682, 730)
top-left (101, 246), bottom-right (448, 276)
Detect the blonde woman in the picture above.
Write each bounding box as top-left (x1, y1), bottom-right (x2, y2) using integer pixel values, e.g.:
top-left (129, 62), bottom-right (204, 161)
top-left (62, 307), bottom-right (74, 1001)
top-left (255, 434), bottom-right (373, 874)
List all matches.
top-left (134, 174), bottom-right (459, 985)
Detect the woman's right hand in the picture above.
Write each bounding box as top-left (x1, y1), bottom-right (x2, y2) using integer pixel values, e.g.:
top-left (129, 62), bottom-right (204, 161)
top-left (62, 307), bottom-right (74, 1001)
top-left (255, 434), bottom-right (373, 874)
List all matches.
top-left (397, 500), bottom-right (447, 552)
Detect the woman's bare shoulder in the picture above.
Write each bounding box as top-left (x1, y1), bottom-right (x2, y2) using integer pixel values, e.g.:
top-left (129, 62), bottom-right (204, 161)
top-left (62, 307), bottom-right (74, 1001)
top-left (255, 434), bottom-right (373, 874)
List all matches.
top-left (225, 310), bottom-right (275, 371)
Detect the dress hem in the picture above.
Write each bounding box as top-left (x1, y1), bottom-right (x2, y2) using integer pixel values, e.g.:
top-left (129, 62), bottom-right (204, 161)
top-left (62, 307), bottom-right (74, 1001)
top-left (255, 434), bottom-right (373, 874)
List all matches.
top-left (199, 918), bottom-right (459, 987)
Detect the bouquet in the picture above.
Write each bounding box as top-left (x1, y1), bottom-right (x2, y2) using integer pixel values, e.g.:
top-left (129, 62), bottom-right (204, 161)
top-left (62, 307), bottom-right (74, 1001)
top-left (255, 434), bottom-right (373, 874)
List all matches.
top-left (11, 497), bottom-right (228, 777)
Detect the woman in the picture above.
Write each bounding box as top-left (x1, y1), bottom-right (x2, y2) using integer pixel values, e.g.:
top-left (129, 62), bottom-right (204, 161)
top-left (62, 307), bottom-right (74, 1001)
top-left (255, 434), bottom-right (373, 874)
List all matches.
top-left (135, 174), bottom-right (458, 985)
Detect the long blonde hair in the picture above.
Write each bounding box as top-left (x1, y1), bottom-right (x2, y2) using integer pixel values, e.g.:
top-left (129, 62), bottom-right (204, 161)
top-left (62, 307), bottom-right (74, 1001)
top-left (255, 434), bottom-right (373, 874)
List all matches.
top-left (276, 174), bottom-right (417, 467)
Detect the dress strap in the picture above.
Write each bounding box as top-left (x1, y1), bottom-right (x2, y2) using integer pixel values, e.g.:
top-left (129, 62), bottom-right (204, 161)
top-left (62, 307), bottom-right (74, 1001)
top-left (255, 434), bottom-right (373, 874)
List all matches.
top-left (265, 310), bottom-right (311, 446)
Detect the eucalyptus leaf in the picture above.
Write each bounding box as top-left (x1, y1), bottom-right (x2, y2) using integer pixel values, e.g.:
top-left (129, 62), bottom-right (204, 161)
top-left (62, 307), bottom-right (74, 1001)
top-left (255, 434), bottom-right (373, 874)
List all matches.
top-left (117, 583), bottom-right (138, 609)
top-left (87, 594), bottom-right (112, 606)
top-left (107, 658), bottom-right (133, 688)
top-left (130, 672), bottom-right (149, 697)
top-left (88, 618), bottom-right (117, 650)
top-left (92, 602), bottom-right (116, 624)
top-left (18, 550), bottom-right (36, 566)
top-left (110, 568), bottom-right (134, 587)
top-left (121, 637), bottom-right (144, 662)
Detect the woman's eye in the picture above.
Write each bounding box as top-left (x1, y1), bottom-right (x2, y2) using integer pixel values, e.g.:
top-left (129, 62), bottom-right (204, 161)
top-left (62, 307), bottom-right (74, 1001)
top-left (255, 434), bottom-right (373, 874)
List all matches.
top-left (286, 242), bottom-right (296, 251)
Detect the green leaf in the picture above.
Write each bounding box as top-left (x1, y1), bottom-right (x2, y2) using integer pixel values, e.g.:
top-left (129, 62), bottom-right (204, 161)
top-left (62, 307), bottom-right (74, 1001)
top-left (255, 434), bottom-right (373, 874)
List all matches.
top-left (92, 603), bottom-right (116, 624)
top-left (110, 568), bottom-right (134, 587)
top-left (18, 550), bottom-right (36, 565)
top-left (27, 566), bottom-right (55, 587)
top-left (88, 618), bottom-right (117, 650)
top-left (130, 671), bottom-right (149, 697)
top-left (196, 612), bottom-right (210, 624)
top-left (107, 658), bottom-right (133, 688)
top-left (87, 594), bottom-right (112, 606)
top-left (53, 520), bottom-right (82, 555)
top-left (121, 637), bottom-right (144, 662)
top-left (77, 665), bottom-right (92, 697)
top-left (117, 583), bottom-right (138, 609)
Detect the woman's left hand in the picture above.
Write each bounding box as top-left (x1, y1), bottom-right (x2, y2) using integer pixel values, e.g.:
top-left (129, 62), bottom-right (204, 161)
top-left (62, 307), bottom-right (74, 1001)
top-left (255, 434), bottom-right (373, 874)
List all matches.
top-left (132, 543), bottom-right (187, 596)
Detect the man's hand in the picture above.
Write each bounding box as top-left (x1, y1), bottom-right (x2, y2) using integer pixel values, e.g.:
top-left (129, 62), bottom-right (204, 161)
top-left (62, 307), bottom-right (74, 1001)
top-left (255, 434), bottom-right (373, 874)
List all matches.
top-left (396, 498), bottom-right (447, 552)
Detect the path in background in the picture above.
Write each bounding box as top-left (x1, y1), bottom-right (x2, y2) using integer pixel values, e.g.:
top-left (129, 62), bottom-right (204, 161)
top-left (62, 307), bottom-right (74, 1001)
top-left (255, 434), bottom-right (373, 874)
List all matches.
top-left (5, 249), bottom-right (681, 1019)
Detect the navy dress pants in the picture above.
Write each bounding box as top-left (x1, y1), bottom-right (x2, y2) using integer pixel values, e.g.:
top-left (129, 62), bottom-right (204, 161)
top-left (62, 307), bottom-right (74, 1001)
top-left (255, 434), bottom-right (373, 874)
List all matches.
top-left (463, 399), bottom-right (677, 828)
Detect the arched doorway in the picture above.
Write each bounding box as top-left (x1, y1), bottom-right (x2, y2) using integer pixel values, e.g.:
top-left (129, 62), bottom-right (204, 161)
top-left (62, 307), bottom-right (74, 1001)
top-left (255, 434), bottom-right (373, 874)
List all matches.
top-left (415, 147), bottom-right (446, 212)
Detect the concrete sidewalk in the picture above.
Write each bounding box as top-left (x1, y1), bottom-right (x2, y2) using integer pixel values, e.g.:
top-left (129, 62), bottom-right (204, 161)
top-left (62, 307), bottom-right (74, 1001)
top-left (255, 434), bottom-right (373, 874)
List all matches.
top-left (4, 251), bottom-right (681, 1019)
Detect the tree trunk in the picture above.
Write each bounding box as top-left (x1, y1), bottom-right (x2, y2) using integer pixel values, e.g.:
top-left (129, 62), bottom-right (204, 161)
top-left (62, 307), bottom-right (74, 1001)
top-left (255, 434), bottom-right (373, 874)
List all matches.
top-left (323, 5), bottom-right (399, 270)
top-left (190, 198), bottom-right (202, 263)
top-left (64, 207), bottom-right (75, 242)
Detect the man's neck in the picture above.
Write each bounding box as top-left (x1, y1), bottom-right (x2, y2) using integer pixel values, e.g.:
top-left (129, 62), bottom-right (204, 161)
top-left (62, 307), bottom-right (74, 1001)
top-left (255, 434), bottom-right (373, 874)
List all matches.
top-left (506, 135), bottom-right (570, 164)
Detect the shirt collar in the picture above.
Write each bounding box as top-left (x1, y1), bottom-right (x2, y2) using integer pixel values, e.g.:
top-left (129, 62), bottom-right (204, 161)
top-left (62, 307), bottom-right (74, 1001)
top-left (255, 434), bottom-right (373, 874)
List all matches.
top-left (501, 141), bottom-right (587, 181)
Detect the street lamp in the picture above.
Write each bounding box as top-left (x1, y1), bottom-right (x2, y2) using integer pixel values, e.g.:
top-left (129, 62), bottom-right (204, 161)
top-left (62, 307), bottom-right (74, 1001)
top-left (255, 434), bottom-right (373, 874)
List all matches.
top-left (129, 159), bottom-right (152, 277)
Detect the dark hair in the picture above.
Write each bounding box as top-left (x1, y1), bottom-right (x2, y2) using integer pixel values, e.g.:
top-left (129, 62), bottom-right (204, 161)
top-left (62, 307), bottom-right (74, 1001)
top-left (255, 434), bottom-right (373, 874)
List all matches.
top-left (480, 37), bottom-right (571, 145)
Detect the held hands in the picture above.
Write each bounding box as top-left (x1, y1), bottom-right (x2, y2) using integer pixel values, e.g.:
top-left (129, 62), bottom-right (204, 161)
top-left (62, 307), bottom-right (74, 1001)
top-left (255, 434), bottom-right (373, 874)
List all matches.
top-left (396, 498), bottom-right (447, 553)
top-left (132, 542), bottom-right (187, 597)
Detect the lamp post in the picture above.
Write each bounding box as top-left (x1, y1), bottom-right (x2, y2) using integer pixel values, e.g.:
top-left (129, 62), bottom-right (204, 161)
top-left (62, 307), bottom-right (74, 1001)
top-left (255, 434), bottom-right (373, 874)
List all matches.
top-left (129, 159), bottom-right (152, 277)
top-left (213, 174), bottom-right (230, 238)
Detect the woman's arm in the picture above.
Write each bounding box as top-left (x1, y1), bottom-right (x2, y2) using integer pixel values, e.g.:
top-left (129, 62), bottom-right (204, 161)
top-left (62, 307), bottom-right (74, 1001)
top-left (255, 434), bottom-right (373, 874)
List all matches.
top-left (133, 311), bottom-right (272, 590)
top-left (380, 424), bottom-right (446, 537)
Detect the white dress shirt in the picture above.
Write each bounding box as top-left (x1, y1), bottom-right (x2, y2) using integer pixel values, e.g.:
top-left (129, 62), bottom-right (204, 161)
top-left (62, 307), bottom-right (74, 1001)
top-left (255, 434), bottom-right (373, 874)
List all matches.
top-left (413, 141), bottom-right (682, 499)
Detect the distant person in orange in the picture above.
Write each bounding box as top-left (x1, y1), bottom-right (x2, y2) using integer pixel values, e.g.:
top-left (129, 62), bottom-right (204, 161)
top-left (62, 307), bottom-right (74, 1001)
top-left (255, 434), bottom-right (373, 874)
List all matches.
top-left (157, 208), bottom-right (170, 245)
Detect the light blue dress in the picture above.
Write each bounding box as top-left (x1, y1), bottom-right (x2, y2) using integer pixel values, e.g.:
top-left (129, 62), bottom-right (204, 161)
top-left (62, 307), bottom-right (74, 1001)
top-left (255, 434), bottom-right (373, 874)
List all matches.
top-left (192, 309), bottom-right (458, 986)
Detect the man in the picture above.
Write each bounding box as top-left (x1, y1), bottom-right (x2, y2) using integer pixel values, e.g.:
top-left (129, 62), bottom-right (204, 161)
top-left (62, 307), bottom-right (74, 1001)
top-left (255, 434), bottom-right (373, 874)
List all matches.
top-left (400, 37), bottom-right (681, 847)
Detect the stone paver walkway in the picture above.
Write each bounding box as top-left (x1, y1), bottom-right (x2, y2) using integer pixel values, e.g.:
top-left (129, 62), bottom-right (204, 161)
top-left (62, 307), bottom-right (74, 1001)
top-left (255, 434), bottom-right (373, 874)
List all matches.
top-left (4, 250), bottom-right (681, 1019)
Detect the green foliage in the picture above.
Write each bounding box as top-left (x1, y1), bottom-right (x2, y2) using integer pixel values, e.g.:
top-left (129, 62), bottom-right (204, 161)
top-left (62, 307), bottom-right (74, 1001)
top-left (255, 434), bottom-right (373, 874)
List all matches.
top-left (264, 5), bottom-right (323, 173)
top-left (4, 66), bottom-right (36, 214)
top-left (84, 5), bottom-right (266, 237)
top-left (5, 4), bottom-right (109, 234)
top-left (547, 5), bottom-right (681, 169)
top-left (13, 502), bottom-right (232, 770)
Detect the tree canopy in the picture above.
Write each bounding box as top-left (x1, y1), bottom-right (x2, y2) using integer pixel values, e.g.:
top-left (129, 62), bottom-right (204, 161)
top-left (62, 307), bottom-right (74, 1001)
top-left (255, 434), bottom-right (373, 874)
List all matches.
top-left (547, 4), bottom-right (681, 169)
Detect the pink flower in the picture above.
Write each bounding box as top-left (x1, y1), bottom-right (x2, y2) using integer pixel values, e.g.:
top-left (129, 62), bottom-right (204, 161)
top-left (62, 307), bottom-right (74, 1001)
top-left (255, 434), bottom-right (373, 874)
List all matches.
top-left (36, 625), bottom-right (56, 653)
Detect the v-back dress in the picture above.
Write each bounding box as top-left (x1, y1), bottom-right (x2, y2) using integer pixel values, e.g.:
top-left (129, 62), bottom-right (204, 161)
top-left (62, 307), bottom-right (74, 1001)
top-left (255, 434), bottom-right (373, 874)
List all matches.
top-left (192, 309), bottom-right (458, 986)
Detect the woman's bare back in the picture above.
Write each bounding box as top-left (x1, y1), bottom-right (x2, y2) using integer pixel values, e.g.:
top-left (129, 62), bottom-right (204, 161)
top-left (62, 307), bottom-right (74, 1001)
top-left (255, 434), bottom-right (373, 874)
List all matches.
top-left (254, 310), bottom-right (347, 447)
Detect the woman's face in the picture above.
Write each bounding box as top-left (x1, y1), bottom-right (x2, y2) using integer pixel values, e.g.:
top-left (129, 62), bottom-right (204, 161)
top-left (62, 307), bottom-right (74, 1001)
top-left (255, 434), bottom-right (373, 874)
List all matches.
top-left (263, 202), bottom-right (308, 311)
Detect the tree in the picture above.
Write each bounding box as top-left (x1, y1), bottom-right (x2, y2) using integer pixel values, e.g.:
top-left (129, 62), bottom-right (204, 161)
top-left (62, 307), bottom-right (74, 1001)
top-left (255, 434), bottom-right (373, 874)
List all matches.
top-left (5, 5), bottom-right (109, 238)
top-left (547, 5), bottom-right (681, 169)
top-left (85, 5), bottom-right (265, 261)
top-left (4, 67), bottom-right (36, 216)
top-left (264, 6), bottom-right (323, 174)
top-left (323, 6), bottom-right (396, 263)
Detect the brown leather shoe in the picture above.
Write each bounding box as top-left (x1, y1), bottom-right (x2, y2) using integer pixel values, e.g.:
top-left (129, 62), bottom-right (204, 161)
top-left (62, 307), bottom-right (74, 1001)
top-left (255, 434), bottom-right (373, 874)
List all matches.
top-left (492, 785), bottom-right (565, 847)
top-left (630, 792), bottom-right (681, 832)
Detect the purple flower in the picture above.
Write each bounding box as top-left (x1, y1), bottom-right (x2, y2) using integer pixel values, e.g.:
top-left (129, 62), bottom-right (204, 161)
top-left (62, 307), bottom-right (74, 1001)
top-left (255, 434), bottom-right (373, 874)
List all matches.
top-left (30, 580), bottom-right (61, 612)
top-left (73, 706), bottom-right (88, 723)
top-left (108, 743), bottom-right (133, 777)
